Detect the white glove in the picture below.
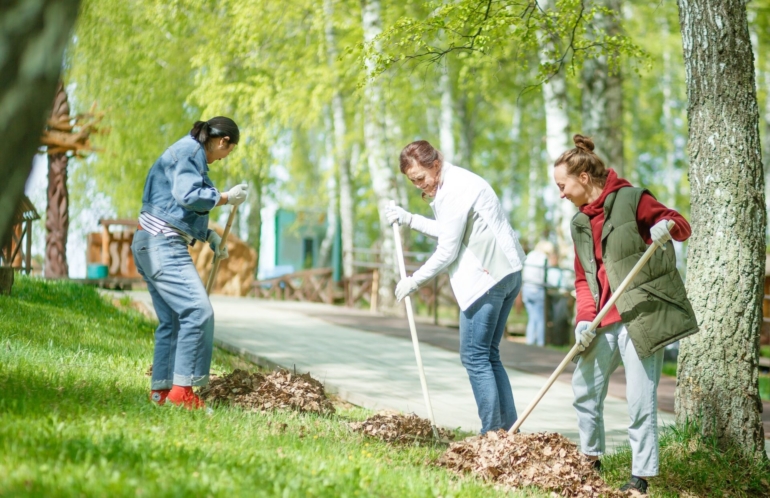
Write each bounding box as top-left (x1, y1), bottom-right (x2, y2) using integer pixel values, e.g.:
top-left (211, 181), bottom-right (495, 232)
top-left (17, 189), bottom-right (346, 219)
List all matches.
top-left (395, 277), bottom-right (419, 302)
top-left (226, 183), bottom-right (249, 206)
top-left (574, 321), bottom-right (596, 352)
top-left (206, 231), bottom-right (229, 260)
top-left (650, 219), bottom-right (672, 251)
top-left (385, 205), bottom-right (412, 227)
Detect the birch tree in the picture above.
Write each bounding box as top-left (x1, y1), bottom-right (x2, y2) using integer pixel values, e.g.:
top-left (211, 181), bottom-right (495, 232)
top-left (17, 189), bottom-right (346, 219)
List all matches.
top-left (362, 0), bottom-right (400, 310)
top-left (674, 0), bottom-right (767, 458)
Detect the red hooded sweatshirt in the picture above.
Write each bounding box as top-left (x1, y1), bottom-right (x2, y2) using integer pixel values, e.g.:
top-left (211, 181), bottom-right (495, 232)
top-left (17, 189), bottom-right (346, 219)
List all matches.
top-left (574, 169), bottom-right (692, 326)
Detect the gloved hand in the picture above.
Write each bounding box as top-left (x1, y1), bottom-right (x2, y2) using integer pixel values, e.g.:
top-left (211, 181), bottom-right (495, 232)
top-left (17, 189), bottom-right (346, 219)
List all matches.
top-left (650, 219), bottom-right (672, 250)
top-left (574, 321), bottom-right (596, 352)
top-left (385, 205), bottom-right (412, 227)
top-left (206, 231), bottom-right (229, 260)
top-left (226, 183), bottom-right (249, 206)
top-left (395, 277), bottom-right (419, 302)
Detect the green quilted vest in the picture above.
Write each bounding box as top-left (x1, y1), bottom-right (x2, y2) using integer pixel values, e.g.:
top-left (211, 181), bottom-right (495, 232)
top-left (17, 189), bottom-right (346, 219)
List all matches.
top-left (570, 187), bottom-right (699, 359)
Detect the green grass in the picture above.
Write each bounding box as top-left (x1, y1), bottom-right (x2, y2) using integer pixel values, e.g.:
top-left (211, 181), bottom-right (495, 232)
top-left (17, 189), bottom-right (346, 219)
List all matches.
top-left (602, 421), bottom-right (770, 497)
top-left (761, 345), bottom-right (770, 359)
top-left (0, 276), bottom-right (531, 497)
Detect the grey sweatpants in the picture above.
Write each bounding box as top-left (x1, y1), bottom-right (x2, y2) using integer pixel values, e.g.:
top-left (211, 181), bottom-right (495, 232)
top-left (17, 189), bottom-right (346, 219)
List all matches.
top-left (572, 322), bottom-right (664, 477)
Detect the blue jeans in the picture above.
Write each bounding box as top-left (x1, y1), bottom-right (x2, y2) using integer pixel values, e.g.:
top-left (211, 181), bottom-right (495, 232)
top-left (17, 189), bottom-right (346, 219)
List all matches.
top-left (459, 271), bottom-right (522, 433)
top-left (522, 283), bottom-right (545, 346)
top-left (131, 230), bottom-right (215, 389)
top-left (572, 322), bottom-right (664, 476)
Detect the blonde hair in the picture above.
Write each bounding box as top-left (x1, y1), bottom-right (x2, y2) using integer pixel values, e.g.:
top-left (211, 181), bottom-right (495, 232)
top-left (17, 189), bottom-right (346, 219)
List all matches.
top-left (554, 134), bottom-right (608, 187)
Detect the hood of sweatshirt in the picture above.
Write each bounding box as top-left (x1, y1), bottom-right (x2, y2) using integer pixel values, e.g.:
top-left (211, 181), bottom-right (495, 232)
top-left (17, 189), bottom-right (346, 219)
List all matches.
top-left (579, 169), bottom-right (633, 218)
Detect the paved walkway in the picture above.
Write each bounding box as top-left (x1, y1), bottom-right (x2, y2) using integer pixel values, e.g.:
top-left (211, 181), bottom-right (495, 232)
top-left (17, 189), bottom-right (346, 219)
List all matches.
top-left (125, 292), bottom-right (676, 451)
top-left (120, 292), bottom-right (768, 455)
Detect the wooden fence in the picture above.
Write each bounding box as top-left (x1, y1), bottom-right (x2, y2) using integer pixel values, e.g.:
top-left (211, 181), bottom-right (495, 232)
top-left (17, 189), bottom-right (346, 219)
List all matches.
top-left (251, 247), bottom-right (458, 323)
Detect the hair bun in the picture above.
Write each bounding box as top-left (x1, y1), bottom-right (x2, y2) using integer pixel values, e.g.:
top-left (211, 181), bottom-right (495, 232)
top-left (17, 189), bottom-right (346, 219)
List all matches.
top-left (573, 134), bottom-right (595, 152)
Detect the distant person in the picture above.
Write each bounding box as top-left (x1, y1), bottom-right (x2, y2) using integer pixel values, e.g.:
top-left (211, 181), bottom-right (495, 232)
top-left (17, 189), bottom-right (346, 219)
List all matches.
top-left (554, 134), bottom-right (697, 495)
top-left (131, 117), bottom-right (249, 409)
top-left (521, 240), bottom-right (556, 346)
top-left (385, 140), bottom-right (527, 434)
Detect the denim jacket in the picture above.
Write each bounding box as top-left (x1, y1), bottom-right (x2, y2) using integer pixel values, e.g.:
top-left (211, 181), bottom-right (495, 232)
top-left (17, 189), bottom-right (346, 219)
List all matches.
top-left (140, 135), bottom-right (221, 242)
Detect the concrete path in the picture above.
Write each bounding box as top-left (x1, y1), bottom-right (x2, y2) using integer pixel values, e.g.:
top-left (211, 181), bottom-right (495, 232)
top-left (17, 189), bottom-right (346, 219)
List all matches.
top-left (124, 291), bottom-right (675, 451)
top-left (119, 291), bottom-right (770, 456)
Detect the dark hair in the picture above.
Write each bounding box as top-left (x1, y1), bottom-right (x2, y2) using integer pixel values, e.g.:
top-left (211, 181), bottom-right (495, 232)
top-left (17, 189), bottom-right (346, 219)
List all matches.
top-left (554, 134), bottom-right (608, 186)
top-left (399, 140), bottom-right (443, 173)
top-left (189, 116), bottom-right (240, 146)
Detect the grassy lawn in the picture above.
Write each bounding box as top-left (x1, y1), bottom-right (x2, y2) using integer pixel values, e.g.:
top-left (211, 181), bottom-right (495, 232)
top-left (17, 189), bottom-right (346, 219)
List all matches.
top-left (0, 277), bottom-right (528, 498)
top-left (2, 276), bottom-right (767, 497)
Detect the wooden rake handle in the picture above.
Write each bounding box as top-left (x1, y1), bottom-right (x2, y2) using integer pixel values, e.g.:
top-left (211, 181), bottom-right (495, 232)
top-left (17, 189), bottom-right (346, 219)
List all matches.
top-left (389, 200), bottom-right (440, 439)
top-left (508, 220), bottom-right (675, 434)
top-left (205, 205), bottom-right (239, 296)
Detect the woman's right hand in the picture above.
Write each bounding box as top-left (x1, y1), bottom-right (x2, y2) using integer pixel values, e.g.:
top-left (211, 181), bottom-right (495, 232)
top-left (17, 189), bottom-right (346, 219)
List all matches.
top-left (385, 205), bottom-right (412, 226)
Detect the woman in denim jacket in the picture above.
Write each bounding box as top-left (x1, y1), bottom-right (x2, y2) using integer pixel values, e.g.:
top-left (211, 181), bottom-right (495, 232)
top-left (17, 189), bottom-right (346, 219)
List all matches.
top-left (131, 117), bottom-right (249, 409)
top-left (386, 140), bottom-right (526, 434)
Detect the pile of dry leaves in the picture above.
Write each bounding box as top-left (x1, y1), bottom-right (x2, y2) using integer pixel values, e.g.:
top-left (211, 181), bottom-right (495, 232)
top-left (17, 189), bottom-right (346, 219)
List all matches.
top-left (437, 430), bottom-right (625, 497)
top-left (350, 413), bottom-right (454, 444)
top-left (199, 369), bottom-right (335, 415)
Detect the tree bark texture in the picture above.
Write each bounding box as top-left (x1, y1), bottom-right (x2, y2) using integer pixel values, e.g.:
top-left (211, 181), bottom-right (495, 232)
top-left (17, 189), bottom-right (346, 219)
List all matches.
top-left (45, 81), bottom-right (70, 278)
top-left (580, 0), bottom-right (624, 175)
top-left (324, 0), bottom-right (355, 279)
top-left (439, 69), bottom-right (456, 163)
top-left (675, 0), bottom-right (767, 458)
top-left (361, 0), bottom-right (399, 310)
top-left (0, 0), bottom-right (81, 248)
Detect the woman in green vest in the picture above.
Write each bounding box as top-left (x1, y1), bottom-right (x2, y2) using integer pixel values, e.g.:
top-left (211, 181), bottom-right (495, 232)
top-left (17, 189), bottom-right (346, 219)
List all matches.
top-left (553, 134), bottom-right (698, 495)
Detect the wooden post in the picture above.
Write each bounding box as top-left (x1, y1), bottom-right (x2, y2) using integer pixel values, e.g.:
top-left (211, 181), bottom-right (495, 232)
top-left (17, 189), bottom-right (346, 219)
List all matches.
top-left (370, 268), bottom-right (379, 312)
top-left (0, 267), bottom-right (13, 295)
top-left (25, 221), bottom-right (32, 275)
top-left (101, 224), bottom-right (110, 266)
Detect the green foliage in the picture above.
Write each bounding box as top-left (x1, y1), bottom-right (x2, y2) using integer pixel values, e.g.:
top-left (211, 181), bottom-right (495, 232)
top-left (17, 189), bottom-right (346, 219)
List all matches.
top-left (602, 421), bottom-right (770, 497)
top-left (0, 276), bottom-right (533, 497)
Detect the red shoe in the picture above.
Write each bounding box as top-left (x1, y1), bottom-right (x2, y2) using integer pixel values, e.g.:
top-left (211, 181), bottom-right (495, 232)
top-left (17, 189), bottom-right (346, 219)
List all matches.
top-left (150, 389), bottom-right (170, 405)
top-left (166, 385), bottom-right (205, 410)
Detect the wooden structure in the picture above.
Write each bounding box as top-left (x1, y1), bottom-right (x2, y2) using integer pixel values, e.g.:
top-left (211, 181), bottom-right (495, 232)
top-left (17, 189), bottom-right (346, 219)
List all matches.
top-left (252, 267), bottom-right (338, 304)
top-left (86, 219), bottom-right (141, 279)
top-left (251, 246), bottom-right (458, 324)
top-left (1, 195), bottom-right (40, 274)
top-left (41, 82), bottom-right (103, 278)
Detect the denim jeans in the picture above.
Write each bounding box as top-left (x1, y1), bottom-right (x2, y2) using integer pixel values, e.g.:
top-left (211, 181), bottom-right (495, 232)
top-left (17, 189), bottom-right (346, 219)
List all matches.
top-left (522, 283), bottom-right (545, 346)
top-left (459, 271), bottom-right (522, 433)
top-left (131, 230), bottom-right (215, 389)
top-left (572, 321), bottom-right (664, 476)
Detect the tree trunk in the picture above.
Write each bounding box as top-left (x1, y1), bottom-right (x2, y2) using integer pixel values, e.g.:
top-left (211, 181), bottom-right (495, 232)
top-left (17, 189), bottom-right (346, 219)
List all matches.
top-left (674, 0), bottom-right (767, 458)
top-left (0, 0), bottom-right (81, 247)
top-left (324, 0), bottom-right (355, 279)
top-left (542, 62), bottom-right (575, 258)
top-left (456, 92), bottom-right (475, 167)
top-left (318, 113), bottom-right (338, 267)
top-left (361, 0), bottom-right (399, 310)
top-left (580, 0), bottom-right (624, 175)
top-left (45, 81), bottom-right (70, 278)
top-left (439, 68), bottom-right (456, 163)
top-left (247, 168), bottom-right (264, 277)
top-left (660, 15), bottom-right (681, 208)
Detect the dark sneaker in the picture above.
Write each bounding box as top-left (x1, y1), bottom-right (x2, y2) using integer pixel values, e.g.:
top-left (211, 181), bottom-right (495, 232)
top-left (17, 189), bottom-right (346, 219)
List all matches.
top-left (592, 459), bottom-right (602, 471)
top-left (620, 476), bottom-right (648, 495)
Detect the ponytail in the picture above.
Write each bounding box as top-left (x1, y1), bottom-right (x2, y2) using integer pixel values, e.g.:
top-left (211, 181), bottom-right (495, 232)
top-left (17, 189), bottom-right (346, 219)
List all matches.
top-left (189, 116), bottom-right (240, 146)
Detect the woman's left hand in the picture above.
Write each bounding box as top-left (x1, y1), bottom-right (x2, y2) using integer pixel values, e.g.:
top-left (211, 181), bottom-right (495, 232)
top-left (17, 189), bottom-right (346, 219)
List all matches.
top-left (395, 277), bottom-right (418, 302)
top-left (650, 219), bottom-right (672, 250)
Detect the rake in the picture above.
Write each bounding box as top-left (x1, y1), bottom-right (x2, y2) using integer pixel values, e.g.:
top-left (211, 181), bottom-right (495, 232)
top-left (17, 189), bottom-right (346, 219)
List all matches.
top-left (509, 221), bottom-right (675, 434)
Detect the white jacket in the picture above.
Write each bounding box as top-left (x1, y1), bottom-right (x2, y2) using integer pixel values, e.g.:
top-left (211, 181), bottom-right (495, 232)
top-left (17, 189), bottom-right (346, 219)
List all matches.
top-left (408, 163), bottom-right (526, 310)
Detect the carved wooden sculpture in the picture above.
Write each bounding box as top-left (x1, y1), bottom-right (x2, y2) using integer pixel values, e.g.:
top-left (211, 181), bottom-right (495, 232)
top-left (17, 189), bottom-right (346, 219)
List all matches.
top-left (41, 82), bottom-right (103, 278)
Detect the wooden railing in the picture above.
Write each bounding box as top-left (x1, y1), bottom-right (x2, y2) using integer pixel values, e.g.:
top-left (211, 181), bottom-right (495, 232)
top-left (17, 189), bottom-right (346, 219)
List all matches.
top-left (251, 247), bottom-right (458, 323)
top-left (251, 267), bottom-right (338, 304)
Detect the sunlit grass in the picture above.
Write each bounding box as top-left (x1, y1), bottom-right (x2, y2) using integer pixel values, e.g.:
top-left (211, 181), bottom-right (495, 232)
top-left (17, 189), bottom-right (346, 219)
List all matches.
top-left (0, 276), bottom-right (529, 497)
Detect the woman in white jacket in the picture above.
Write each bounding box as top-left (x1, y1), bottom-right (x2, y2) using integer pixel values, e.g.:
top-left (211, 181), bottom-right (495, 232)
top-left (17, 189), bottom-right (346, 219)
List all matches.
top-left (386, 140), bottom-right (527, 433)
